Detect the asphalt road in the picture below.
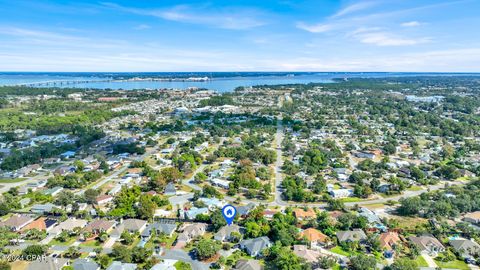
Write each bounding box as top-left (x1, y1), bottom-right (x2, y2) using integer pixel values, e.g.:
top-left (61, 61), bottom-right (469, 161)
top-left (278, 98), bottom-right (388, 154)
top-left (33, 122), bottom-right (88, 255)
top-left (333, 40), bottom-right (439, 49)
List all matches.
top-left (274, 117), bottom-right (287, 206)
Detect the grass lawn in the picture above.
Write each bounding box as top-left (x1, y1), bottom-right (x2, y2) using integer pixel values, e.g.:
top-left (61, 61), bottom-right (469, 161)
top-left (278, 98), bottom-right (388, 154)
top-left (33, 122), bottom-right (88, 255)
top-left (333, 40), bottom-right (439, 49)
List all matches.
top-left (49, 237), bottom-right (77, 246)
top-left (331, 264), bottom-right (342, 270)
top-left (174, 261), bottom-right (192, 270)
top-left (339, 197), bottom-right (362, 203)
top-left (407, 185), bottom-right (423, 191)
top-left (434, 259), bottom-right (469, 270)
top-left (145, 233), bottom-right (178, 249)
top-left (330, 246), bottom-right (351, 256)
top-left (79, 240), bottom-right (102, 248)
top-left (390, 216), bottom-right (428, 230)
top-left (0, 178), bottom-right (27, 183)
top-left (415, 255), bottom-right (429, 267)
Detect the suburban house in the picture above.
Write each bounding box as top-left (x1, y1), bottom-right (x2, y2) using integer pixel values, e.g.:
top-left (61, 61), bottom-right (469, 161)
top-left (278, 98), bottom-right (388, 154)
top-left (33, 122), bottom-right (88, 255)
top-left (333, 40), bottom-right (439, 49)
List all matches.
top-left (293, 208), bottom-right (316, 221)
top-left (176, 223), bottom-right (207, 246)
top-left (30, 203), bottom-right (57, 214)
top-left (329, 189), bottom-right (353, 198)
top-left (358, 207), bottom-right (382, 225)
top-left (233, 259), bottom-right (262, 270)
top-left (83, 219), bottom-right (116, 234)
top-left (355, 151), bottom-right (377, 159)
top-left (379, 232), bottom-right (402, 250)
top-left (50, 218), bottom-right (88, 235)
top-left (72, 259), bottom-right (100, 270)
top-left (298, 228), bottom-right (329, 247)
top-left (112, 219), bottom-right (148, 236)
top-left (239, 236), bottom-right (272, 257)
top-left (237, 203), bottom-right (256, 217)
top-left (464, 211), bottom-right (480, 224)
top-left (0, 214), bottom-right (34, 231)
top-left (27, 257), bottom-right (69, 270)
top-left (293, 245), bottom-right (323, 263)
top-left (106, 261), bottom-right (138, 270)
top-left (180, 207), bottom-right (209, 220)
top-left (198, 197), bottom-right (226, 210)
top-left (141, 221), bottom-right (177, 240)
top-left (95, 195), bottom-right (114, 206)
top-left (44, 187), bottom-right (64, 197)
top-left (214, 224), bottom-right (243, 242)
top-left (449, 239), bottom-right (480, 258)
top-left (409, 235), bottom-right (445, 255)
top-left (164, 182), bottom-right (176, 196)
top-left (151, 259), bottom-right (176, 270)
top-left (210, 178), bottom-right (230, 189)
top-left (20, 217), bottom-right (57, 232)
top-left (336, 229), bottom-right (367, 243)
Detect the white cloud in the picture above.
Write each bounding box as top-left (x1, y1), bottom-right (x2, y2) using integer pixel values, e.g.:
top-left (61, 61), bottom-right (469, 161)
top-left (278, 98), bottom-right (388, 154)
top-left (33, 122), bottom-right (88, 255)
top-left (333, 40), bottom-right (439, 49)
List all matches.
top-left (102, 2), bottom-right (266, 30)
top-left (296, 22), bottom-right (333, 33)
top-left (332, 1), bottom-right (377, 18)
top-left (354, 31), bottom-right (430, 46)
top-left (401, 21), bottom-right (421, 27)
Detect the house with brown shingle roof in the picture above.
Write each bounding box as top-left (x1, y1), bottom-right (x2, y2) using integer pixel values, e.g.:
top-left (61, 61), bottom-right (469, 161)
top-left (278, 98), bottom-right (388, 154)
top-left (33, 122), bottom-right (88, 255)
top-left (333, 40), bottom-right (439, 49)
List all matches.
top-left (21, 217), bottom-right (57, 232)
top-left (84, 219), bottom-right (116, 234)
top-left (293, 208), bottom-right (316, 221)
top-left (379, 232), bottom-right (401, 250)
top-left (0, 214), bottom-right (34, 231)
top-left (293, 245), bottom-right (322, 262)
top-left (464, 211), bottom-right (480, 224)
top-left (95, 195), bottom-right (114, 206)
top-left (409, 234), bottom-right (445, 255)
top-left (298, 228), bottom-right (329, 247)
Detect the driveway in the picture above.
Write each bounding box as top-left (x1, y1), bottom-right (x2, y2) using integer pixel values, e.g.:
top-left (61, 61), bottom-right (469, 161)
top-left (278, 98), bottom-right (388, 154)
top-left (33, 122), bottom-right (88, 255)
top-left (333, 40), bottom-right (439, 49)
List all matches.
top-left (103, 237), bottom-right (118, 248)
top-left (421, 254), bottom-right (438, 268)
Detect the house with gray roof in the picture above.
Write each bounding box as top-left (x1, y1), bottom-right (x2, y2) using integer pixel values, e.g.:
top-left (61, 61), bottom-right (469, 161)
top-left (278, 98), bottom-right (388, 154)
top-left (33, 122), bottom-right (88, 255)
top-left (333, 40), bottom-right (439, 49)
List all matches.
top-left (214, 224), bottom-right (243, 242)
top-left (449, 239), bottom-right (480, 258)
top-left (164, 182), bottom-right (176, 196)
top-left (336, 229), bottom-right (367, 243)
top-left (141, 221), bottom-right (177, 240)
top-left (30, 203), bottom-right (57, 214)
top-left (239, 236), bottom-right (272, 257)
top-left (50, 218), bottom-right (88, 235)
top-left (106, 261), bottom-right (137, 270)
top-left (237, 203), bottom-right (256, 217)
top-left (72, 259), bottom-right (100, 270)
top-left (409, 234), bottom-right (445, 255)
top-left (358, 207), bottom-right (382, 225)
top-left (233, 259), bottom-right (262, 270)
top-left (27, 257), bottom-right (69, 270)
top-left (176, 223), bottom-right (207, 245)
top-left (181, 207), bottom-right (209, 220)
top-left (114, 219), bottom-right (148, 235)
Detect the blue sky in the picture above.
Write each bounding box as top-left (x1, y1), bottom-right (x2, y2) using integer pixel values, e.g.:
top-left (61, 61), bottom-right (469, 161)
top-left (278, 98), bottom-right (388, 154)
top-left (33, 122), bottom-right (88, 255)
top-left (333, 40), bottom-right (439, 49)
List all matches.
top-left (0, 0), bottom-right (479, 72)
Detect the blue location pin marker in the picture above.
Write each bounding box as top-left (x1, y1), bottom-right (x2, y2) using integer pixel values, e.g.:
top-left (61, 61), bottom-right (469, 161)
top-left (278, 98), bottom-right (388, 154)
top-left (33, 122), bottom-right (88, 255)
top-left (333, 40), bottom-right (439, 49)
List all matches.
top-left (222, 204), bottom-right (237, 226)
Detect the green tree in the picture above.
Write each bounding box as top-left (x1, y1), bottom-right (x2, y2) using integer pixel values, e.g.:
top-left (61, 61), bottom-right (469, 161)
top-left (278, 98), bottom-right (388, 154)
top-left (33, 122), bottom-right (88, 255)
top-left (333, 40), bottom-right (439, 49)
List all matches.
top-left (388, 257), bottom-right (418, 270)
top-left (22, 245), bottom-right (47, 257)
top-left (137, 194), bottom-right (156, 220)
top-left (195, 239), bottom-right (221, 260)
top-left (349, 254), bottom-right (376, 270)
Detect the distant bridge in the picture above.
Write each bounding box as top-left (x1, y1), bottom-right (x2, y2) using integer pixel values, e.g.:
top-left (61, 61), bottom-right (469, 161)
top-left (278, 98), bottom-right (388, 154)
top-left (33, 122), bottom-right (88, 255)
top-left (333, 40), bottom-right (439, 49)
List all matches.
top-left (13, 79), bottom-right (115, 87)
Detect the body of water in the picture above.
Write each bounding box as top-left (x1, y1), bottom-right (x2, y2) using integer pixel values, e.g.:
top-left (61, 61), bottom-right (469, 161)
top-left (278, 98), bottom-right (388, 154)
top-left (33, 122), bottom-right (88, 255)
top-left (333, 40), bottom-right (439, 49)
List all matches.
top-left (0, 72), bottom-right (478, 92)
